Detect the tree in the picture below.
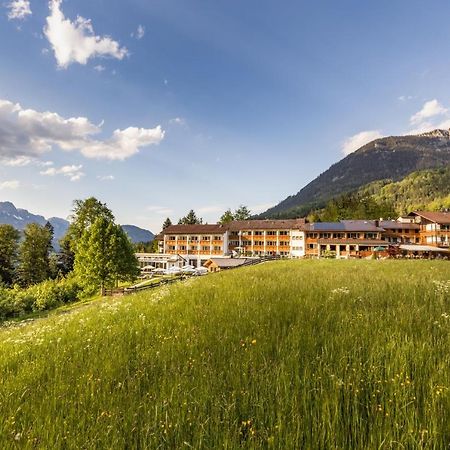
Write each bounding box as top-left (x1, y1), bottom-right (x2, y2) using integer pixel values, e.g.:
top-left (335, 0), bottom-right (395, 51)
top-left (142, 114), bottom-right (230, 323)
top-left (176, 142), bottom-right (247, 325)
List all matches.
top-left (219, 209), bottom-right (234, 224)
top-left (17, 223), bottom-right (53, 287)
top-left (0, 225), bottom-right (20, 286)
top-left (178, 210), bottom-right (202, 225)
top-left (110, 226), bottom-right (140, 286)
top-left (60, 197), bottom-right (115, 273)
top-left (162, 217), bottom-right (172, 230)
top-left (74, 217), bottom-right (139, 294)
top-left (234, 205), bottom-right (251, 221)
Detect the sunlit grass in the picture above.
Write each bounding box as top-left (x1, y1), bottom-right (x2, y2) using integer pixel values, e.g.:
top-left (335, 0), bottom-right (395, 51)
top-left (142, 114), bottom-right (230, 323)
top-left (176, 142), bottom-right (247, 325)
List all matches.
top-left (1, 260), bottom-right (450, 448)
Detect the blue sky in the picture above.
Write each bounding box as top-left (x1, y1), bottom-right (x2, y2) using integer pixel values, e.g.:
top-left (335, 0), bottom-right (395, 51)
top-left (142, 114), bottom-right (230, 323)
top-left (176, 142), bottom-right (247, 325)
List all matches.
top-left (2, 0), bottom-right (450, 231)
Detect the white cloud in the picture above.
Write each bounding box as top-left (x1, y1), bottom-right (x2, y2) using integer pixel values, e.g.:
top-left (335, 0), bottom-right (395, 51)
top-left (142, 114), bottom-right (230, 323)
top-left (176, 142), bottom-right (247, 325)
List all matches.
top-left (6, 0), bottom-right (31, 20)
top-left (341, 130), bottom-right (384, 155)
top-left (147, 205), bottom-right (174, 215)
top-left (0, 180), bottom-right (20, 190)
top-left (93, 64), bottom-right (105, 72)
top-left (169, 117), bottom-right (187, 126)
top-left (410, 99), bottom-right (447, 125)
top-left (81, 126), bottom-right (165, 160)
top-left (97, 174), bottom-right (114, 181)
top-left (40, 164), bottom-right (84, 181)
top-left (398, 95), bottom-right (414, 102)
top-left (131, 24), bottom-right (145, 40)
top-left (0, 98), bottom-right (165, 163)
top-left (44, 0), bottom-right (128, 68)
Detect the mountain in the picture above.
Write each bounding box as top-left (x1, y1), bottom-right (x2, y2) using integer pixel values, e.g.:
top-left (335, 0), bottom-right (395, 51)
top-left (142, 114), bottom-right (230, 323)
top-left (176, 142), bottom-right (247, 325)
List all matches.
top-left (261, 130), bottom-right (450, 218)
top-left (121, 225), bottom-right (154, 243)
top-left (0, 202), bottom-right (154, 248)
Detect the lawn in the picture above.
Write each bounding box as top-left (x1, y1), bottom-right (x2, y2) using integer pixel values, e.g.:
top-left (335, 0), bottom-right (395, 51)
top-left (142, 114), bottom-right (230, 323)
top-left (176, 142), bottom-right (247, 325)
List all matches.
top-left (0, 260), bottom-right (449, 449)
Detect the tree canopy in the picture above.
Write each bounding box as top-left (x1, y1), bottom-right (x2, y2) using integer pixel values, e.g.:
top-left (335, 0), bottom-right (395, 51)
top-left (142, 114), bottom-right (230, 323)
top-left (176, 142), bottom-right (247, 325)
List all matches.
top-left (178, 210), bottom-right (202, 225)
top-left (0, 224), bottom-right (20, 286)
top-left (16, 223), bottom-right (53, 287)
top-left (74, 217), bottom-right (139, 294)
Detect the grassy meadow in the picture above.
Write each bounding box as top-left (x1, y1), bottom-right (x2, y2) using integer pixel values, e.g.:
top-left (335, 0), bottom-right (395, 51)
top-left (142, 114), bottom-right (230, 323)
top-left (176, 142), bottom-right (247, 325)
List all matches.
top-left (1, 260), bottom-right (450, 449)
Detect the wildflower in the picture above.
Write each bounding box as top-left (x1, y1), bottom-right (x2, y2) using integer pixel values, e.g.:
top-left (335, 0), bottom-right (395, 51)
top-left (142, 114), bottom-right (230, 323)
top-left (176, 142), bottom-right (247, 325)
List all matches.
top-left (251, 339), bottom-right (257, 345)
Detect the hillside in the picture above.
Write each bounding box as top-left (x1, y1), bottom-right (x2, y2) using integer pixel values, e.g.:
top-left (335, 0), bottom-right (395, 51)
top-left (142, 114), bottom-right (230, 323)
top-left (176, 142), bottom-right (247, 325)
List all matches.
top-left (261, 130), bottom-right (450, 218)
top-left (361, 166), bottom-right (450, 214)
top-left (309, 166), bottom-right (450, 221)
top-left (121, 225), bottom-right (155, 243)
top-left (1, 260), bottom-right (450, 448)
top-left (0, 202), bottom-right (154, 247)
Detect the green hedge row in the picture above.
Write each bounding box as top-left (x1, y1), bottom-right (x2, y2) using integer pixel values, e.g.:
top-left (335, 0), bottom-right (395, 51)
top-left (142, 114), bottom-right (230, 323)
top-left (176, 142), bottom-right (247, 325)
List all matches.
top-left (0, 277), bottom-right (83, 321)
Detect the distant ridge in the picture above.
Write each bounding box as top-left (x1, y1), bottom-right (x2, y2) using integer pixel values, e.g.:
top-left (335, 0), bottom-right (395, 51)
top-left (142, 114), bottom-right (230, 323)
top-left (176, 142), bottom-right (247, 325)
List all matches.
top-left (0, 202), bottom-right (154, 249)
top-left (260, 130), bottom-right (450, 218)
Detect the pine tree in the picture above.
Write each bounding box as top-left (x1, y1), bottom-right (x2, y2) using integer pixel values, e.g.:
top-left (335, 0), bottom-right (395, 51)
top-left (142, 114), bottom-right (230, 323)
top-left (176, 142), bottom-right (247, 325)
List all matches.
top-left (0, 224), bottom-right (20, 286)
top-left (17, 223), bottom-right (53, 287)
top-left (178, 210), bottom-right (202, 225)
top-left (234, 205), bottom-right (251, 221)
top-left (162, 217), bottom-right (172, 230)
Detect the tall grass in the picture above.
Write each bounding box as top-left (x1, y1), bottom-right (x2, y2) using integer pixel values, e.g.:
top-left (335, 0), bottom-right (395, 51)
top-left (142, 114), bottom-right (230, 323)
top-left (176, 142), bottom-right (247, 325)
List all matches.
top-left (0, 260), bottom-right (450, 449)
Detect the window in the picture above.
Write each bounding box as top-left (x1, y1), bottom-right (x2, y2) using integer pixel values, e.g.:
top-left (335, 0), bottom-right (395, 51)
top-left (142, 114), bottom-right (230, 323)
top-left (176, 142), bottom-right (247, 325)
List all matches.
top-left (254, 231), bottom-right (263, 236)
top-left (214, 246), bottom-right (222, 251)
top-left (213, 235), bottom-right (222, 241)
top-left (267, 231), bottom-right (277, 236)
top-left (279, 231), bottom-right (289, 236)
top-left (202, 246), bottom-right (210, 251)
top-left (202, 236), bottom-right (211, 241)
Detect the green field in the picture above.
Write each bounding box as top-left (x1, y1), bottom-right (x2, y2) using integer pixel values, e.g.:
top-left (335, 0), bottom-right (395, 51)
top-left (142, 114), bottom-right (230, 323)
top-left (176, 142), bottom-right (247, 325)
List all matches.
top-left (1, 260), bottom-right (450, 449)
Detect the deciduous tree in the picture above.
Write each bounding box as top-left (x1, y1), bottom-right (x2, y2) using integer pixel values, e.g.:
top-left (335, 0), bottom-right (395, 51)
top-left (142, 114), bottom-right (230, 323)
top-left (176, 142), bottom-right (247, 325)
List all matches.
top-left (17, 223), bottom-right (53, 287)
top-left (0, 224), bottom-right (20, 286)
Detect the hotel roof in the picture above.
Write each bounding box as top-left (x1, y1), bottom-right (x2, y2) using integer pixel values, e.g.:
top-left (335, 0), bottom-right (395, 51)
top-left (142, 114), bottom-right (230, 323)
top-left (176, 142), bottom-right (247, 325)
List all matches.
top-left (409, 211), bottom-right (450, 225)
top-left (308, 220), bottom-right (384, 232)
top-left (163, 224), bottom-right (227, 234)
top-left (227, 218), bottom-right (306, 231)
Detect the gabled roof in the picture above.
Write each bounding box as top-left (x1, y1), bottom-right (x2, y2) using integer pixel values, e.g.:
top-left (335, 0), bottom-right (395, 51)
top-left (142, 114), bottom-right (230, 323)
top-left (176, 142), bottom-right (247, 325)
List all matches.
top-left (409, 211), bottom-right (450, 225)
top-left (204, 258), bottom-right (251, 268)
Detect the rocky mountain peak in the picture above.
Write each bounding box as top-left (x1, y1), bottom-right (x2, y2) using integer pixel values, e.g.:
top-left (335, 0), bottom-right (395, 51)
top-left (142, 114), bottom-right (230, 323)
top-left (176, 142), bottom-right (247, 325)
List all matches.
top-left (418, 129), bottom-right (450, 139)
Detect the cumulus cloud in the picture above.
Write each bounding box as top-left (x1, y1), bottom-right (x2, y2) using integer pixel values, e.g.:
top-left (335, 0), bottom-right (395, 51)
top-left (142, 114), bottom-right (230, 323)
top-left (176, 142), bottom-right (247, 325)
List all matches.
top-left (0, 98), bottom-right (165, 163)
top-left (342, 130), bottom-right (384, 155)
top-left (44, 0), bottom-right (128, 68)
top-left (131, 24), bottom-right (145, 40)
top-left (0, 180), bottom-right (20, 190)
top-left (410, 99), bottom-right (447, 125)
top-left (6, 0), bottom-right (31, 20)
top-left (40, 164), bottom-right (84, 181)
top-left (407, 99), bottom-right (450, 134)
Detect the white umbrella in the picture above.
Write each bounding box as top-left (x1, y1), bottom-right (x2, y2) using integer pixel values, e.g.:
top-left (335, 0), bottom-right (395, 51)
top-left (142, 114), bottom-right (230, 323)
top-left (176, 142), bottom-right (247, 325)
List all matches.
top-left (142, 265), bottom-right (155, 271)
top-left (153, 268), bottom-right (165, 274)
top-left (182, 264), bottom-right (196, 270)
top-left (182, 267), bottom-right (196, 274)
top-left (195, 267), bottom-right (208, 275)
